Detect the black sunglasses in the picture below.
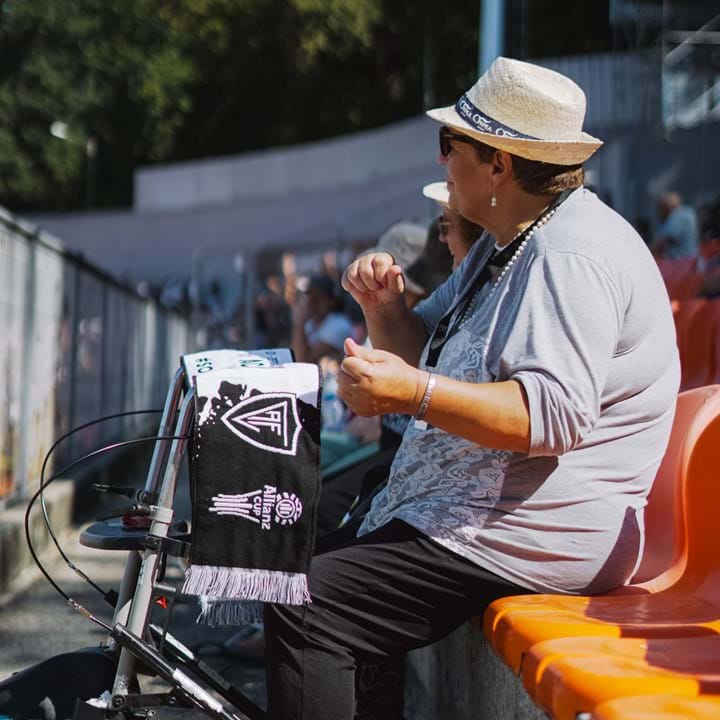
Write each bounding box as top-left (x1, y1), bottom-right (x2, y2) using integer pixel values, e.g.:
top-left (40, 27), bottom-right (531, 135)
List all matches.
top-left (438, 125), bottom-right (478, 157)
top-left (437, 215), bottom-right (452, 236)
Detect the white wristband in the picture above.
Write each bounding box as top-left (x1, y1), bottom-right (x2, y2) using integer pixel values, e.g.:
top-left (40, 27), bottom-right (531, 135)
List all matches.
top-left (414, 372), bottom-right (436, 430)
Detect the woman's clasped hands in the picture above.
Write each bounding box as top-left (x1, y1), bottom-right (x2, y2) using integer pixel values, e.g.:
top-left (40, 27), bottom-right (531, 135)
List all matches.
top-left (337, 338), bottom-right (427, 418)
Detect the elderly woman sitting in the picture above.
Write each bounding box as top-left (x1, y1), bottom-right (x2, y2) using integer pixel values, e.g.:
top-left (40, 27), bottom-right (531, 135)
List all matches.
top-left (263, 57), bottom-right (679, 720)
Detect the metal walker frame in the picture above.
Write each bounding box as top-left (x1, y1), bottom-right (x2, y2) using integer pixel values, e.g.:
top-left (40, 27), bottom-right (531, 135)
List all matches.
top-left (75, 366), bottom-right (266, 720)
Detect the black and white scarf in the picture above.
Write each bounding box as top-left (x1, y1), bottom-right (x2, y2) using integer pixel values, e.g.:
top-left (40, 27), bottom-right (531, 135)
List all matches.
top-left (181, 361), bottom-right (321, 625)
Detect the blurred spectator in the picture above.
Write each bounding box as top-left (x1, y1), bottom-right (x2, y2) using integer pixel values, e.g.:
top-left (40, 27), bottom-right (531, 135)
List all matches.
top-left (343, 293), bottom-right (368, 345)
top-left (698, 199), bottom-right (720, 298)
top-left (404, 219), bottom-right (451, 298)
top-left (281, 252), bottom-right (299, 307)
top-left (651, 191), bottom-right (698, 259)
top-left (136, 280), bottom-right (152, 298)
top-left (291, 274), bottom-right (352, 363)
top-left (321, 250), bottom-right (341, 282)
top-left (423, 181), bottom-right (483, 269)
top-left (254, 275), bottom-right (291, 348)
top-left (201, 279), bottom-right (228, 348)
top-left (288, 273), bottom-right (355, 444)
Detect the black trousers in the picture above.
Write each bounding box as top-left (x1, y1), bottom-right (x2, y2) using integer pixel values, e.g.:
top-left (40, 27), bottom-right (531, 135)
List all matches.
top-left (264, 519), bottom-right (529, 720)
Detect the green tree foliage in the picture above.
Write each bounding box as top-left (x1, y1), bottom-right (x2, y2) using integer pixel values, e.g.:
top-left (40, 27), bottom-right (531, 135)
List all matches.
top-left (0, 0), bottom-right (481, 210)
top-left (167, 0), bottom-right (479, 156)
top-left (0, 0), bottom-right (196, 210)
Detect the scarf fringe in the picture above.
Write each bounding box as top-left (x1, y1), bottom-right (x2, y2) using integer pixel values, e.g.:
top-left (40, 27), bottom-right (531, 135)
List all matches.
top-left (197, 597), bottom-right (264, 626)
top-left (183, 564), bottom-right (310, 623)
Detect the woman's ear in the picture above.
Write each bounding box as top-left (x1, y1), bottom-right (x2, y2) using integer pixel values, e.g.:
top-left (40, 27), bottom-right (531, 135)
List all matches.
top-left (491, 150), bottom-right (514, 182)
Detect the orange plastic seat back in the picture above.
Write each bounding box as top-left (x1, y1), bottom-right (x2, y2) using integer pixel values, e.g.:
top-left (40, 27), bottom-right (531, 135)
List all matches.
top-left (675, 385), bottom-right (720, 580)
top-left (675, 272), bottom-right (703, 301)
top-left (673, 299), bottom-right (706, 349)
top-left (711, 303), bottom-right (720, 384)
top-left (631, 387), bottom-right (720, 584)
top-left (678, 301), bottom-right (719, 391)
top-left (660, 258), bottom-right (700, 300)
top-left (659, 257), bottom-right (694, 283)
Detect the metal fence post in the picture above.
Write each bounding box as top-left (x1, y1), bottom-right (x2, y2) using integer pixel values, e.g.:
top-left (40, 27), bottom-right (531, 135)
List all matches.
top-left (16, 233), bottom-right (37, 498)
top-left (98, 283), bottom-right (109, 440)
top-left (66, 265), bottom-right (82, 460)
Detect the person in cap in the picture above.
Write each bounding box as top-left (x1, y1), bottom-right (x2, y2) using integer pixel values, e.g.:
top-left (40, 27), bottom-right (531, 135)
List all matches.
top-left (360, 221), bottom-right (429, 307)
top-left (423, 181), bottom-right (483, 269)
top-left (264, 57), bottom-right (679, 720)
top-left (651, 190), bottom-right (699, 260)
top-left (290, 274), bottom-right (353, 363)
top-left (403, 212), bottom-right (454, 294)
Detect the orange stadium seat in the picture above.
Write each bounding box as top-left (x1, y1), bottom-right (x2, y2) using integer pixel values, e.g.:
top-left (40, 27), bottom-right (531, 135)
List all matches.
top-left (711, 305), bottom-right (720, 385)
top-left (592, 693), bottom-right (720, 720)
top-left (673, 298), bottom-right (706, 350)
top-left (483, 386), bottom-right (720, 674)
top-left (522, 635), bottom-right (720, 720)
top-left (674, 272), bottom-right (703, 301)
top-left (659, 258), bottom-right (702, 301)
top-left (678, 300), bottom-right (720, 391)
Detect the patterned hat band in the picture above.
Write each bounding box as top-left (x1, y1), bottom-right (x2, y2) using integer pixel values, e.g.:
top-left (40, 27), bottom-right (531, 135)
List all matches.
top-left (455, 94), bottom-right (539, 141)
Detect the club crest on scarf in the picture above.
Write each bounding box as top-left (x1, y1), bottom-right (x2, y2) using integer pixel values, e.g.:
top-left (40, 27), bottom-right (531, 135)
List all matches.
top-left (210, 488), bottom-right (303, 529)
top-left (220, 392), bottom-right (301, 456)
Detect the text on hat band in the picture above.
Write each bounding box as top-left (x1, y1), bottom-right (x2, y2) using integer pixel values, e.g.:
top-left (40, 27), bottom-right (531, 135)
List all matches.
top-left (454, 94), bottom-right (540, 141)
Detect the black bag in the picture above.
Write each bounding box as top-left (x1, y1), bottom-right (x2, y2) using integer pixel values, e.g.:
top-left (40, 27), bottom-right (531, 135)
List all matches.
top-left (0, 647), bottom-right (116, 720)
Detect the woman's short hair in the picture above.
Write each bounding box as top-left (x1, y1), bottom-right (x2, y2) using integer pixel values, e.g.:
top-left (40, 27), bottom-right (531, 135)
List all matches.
top-left (473, 140), bottom-right (584, 195)
top-left (457, 215), bottom-right (484, 246)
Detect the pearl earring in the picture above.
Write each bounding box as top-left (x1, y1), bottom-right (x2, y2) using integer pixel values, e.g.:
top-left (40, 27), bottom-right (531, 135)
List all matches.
top-left (491, 194), bottom-right (497, 208)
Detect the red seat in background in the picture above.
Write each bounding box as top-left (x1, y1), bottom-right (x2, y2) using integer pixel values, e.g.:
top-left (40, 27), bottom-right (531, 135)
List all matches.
top-left (678, 299), bottom-right (720, 391)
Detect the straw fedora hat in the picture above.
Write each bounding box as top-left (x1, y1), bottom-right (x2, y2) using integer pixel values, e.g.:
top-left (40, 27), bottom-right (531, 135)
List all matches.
top-left (426, 56), bottom-right (602, 165)
top-left (422, 182), bottom-right (450, 208)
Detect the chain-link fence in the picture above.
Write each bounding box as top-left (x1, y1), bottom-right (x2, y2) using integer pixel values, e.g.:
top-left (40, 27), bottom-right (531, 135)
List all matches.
top-left (0, 207), bottom-right (193, 507)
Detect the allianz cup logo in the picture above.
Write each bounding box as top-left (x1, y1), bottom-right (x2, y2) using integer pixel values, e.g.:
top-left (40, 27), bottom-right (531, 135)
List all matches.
top-left (209, 486), bottom-right (303, 530)
top-left (221, 392), bottom-right (301, 456)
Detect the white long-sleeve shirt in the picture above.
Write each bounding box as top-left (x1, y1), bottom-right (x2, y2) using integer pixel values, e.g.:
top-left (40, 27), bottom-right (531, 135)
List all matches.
top-left (359, 188), bottom-right (679, 595)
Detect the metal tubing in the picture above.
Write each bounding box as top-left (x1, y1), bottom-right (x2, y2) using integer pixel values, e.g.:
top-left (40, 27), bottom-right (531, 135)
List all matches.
top-left (142, 367), bottom-right (185, 497)
top-left (112, 391), bottom-right (194, 696)
top-left (111, 550), bottom-right (142, 629)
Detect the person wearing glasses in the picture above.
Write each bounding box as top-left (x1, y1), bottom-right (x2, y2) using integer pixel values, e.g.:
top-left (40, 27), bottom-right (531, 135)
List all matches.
top-left (423, 181), bottom-right (483, 269)
top-left (263, 57), bottom-right (679, 720)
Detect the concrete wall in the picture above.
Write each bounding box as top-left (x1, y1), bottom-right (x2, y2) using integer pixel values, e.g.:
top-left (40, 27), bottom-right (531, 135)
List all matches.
top-left (0, 480), bottom-right (74, 598)
top-left (30, 160), bottom-right (442, 286)
top-left (405, 621), bottom-right (546, 720)
top-left (131, 51), bottom-right (661, 215)
top-left (134, 116), bottom-right (438, 212)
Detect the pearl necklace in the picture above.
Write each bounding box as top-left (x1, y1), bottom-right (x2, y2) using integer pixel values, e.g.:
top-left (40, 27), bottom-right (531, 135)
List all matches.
top-left (491, 205), bottom-right (558, 289)
top-left (457, 204), bottom-right (558, 330)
